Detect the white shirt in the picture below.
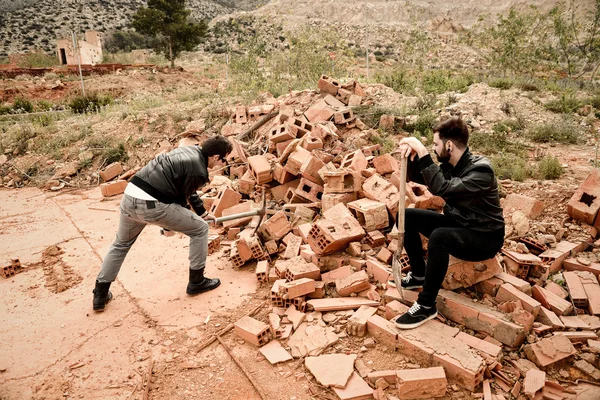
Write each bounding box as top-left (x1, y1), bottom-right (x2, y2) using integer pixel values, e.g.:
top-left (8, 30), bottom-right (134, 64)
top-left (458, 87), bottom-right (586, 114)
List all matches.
top-left (124, 182), bottom-right (157, 201)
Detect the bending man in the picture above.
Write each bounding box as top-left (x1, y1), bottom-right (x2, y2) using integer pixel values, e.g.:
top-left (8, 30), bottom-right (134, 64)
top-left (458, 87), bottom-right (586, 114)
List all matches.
top-left (92, 135), bottom-right (232, 311)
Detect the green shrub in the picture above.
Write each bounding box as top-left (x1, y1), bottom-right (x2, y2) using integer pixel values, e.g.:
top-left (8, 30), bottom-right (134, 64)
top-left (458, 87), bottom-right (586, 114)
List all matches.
top-left (470, 129), bottom-right (526, 156)
top-left (103, 143), bottom-right (128, 164)
top-left (488, 78), bottom-right (513, 90)
top-left (69, 93), bottom-right (113, 114)
top-left (375, 69), bottom-right (415, 94)
top-left (536, 155), bottom-right (563, 179)
top-left (544, 94), bottom-right (581, 114)
top-left (13, 97), bottom-right (34, 113)
top-left (421, 70), bottom-right (473, 94)
top-left (15, 52), bottom-right (56, 68)
top-left (405, 112), bottom-right (436, 137)
top-left (491, 153), bottom-right (528, 181)
top-left (529, 123), bottom-right (579, 144)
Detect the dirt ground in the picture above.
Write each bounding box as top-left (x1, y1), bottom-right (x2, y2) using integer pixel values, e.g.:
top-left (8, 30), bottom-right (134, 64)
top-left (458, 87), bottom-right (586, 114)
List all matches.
top-left (0, 186), bottom-right (301, 400)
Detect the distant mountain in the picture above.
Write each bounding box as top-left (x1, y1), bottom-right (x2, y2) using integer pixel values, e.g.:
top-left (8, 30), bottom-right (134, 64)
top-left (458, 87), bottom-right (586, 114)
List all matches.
top-left (0, 0), bottom-right (269, 57)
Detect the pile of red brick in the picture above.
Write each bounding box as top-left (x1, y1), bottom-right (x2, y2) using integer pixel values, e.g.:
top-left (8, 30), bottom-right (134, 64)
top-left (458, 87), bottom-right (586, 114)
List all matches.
top-left (199, 77), bottom-right (600, 399)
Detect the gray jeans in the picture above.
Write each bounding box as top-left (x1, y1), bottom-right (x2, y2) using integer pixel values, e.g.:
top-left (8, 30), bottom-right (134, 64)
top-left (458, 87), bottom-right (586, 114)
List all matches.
top-left (96, 194), bottom-right (209, 283)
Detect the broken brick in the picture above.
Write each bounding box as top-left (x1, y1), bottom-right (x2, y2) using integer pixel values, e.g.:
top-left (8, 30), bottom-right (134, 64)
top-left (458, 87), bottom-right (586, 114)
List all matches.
top-left (523, 335), bottom-right (575, 367)
top-left (336, 270), bottom-right (371, 296)
top-left (209, 186), bottom-right (242, 218)
top-left (567, 169), bottom-right (600, 225)
top-left (100, 180), bottom-right (127, 197)
top-left (503, 194), bottom-right (545, 219)
top-left (99, 162), bottom-right (123, 182)
top-left (496, 283), bottom-right (541, 317)
top-left (347, 198), bottom-right (389, 232)
top-left (347, 306), bottom-right (378, 337)
top-left (396, 367), bottom-right (447, 399)
top-left (234, 316), bottom-right (272, 346)
top-left (443, 256), bottom-right (502, 290)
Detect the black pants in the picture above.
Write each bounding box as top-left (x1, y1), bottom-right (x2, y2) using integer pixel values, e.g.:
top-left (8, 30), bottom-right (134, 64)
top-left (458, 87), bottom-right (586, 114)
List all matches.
top-left (404, 209), bottom-right (504, 307)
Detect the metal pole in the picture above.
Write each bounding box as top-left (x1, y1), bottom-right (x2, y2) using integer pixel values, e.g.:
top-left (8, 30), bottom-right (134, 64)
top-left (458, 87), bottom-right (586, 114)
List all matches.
top-left (72, 31), bottom-right (85, 96)
top-left (365, 1), bottom-right (369, 81)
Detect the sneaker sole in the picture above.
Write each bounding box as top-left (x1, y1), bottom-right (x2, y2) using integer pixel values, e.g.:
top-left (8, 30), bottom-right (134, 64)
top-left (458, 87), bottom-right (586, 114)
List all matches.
top-left (187, 280), bottom-right (221, 296)
top-left (394, 311), bottom-right (438, 330)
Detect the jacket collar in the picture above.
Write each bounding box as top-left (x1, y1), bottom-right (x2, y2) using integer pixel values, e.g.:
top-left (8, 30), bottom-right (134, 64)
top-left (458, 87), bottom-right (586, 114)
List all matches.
top-left (441, 147), bottom-right (472, 176)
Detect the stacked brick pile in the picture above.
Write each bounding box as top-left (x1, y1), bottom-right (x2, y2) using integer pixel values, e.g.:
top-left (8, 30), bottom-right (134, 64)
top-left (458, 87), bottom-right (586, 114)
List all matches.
top-left (200, 78), bottom-right (600, 399)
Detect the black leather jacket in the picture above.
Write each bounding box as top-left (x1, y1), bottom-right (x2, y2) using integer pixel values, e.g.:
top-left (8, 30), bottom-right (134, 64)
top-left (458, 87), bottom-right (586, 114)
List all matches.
top-left (130, 146), bottom-right (208, 215)
top-left (408, 148), bottom-right (505, 233)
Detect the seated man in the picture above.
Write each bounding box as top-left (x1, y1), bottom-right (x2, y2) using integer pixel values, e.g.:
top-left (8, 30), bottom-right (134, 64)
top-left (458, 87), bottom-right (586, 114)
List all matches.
top-left (392, 117), bottom-right (505, 329)
top-left (92, 135), bottom-right (232, 312)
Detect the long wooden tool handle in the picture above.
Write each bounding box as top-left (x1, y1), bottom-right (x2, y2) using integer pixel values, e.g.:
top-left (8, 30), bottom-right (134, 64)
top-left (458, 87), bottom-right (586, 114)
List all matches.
top-left (392, 157), bottom-right (408, 297)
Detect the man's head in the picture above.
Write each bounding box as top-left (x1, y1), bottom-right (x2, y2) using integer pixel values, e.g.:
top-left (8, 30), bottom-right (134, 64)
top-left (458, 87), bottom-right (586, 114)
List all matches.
top-left (202, 135), bottom-right (233, 169)
top-left (432, 117), bottom-right (469, 164)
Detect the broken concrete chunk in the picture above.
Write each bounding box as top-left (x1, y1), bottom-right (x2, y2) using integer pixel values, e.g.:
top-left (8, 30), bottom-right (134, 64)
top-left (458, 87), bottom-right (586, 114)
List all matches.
top-left (305, 353), bottom-right (357, 388)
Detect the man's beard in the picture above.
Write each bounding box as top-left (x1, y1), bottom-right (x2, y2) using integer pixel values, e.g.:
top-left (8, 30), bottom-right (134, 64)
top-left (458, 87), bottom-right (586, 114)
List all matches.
top-left (435, 148), bottom-right (451, 163)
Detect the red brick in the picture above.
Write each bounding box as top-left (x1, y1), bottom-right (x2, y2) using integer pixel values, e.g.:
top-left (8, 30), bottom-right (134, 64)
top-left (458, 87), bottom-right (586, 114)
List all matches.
top-left (496, 283), bottom-right (541, 317)
top-left (282, 234), bottom-right (302, 259)
top-left (269, 124), bottom-right (296, 143)
top-left (284, 256), bottom-right (320, 281)
top-left (300, 133), bottom-right (323, 151)
top-left (235, 105), bottom-right (247, 124)
top-left (295, 177), bottom-right (324, 202)
top-left (443, 256), bottom-right (502, 290)
top-left (321, 265), bottom-right (353, 285)
top-left (347, 198), bottom-right (389, 231)
top-left (347, 305), bottom-right (378, 337)
top-left (259, 210), bottom-right (292, 241)
top-left (362, 173), bottom-right (401, 216)
top-left (385, 300), bottom-right (409, 320)
top-left (366, 315), bottom-right (398, 348)
top-left (308, 281), bottom-right (325, 299)
top-left (234, 316), bottom-right (272, 346)
top-left (100, 180), bottom-right (127, 197)
top-left (523, 335), bottom-right (576, 367)
top-left (365, 230), bottom-right (386, 247)
top-left (545, 281), bottom-right (568, 299)
top-left (531, 285), bottom-right (572, 316)
top-left (336, 270), bottom-right (371, 296)
top-left (535, 306), bottom-right (565, 329)
top-left (255, 260), bottom-right (268, 282)
top-left (564, 271), bottom-right (589, 308)
top-left (340, 149), bottom-right (367, 172)
top-left (321, 192), bottom-right (357, 212)
top-left (553, 331), bottom-right (598, 342)
top-left (523, 369), bottom-right (545, 399)
top-left (304, 99), bottom-right (335, 123)
top-left (317, 75), bottom-right (340, 96)
top-left (373, 154), bottom-right (399, 175)
top-left (495, 272), bottom-right (532, 295)
top-left (366, 258), bottom-right (392, 284)
top-left (540, 240), bottom-right (586, 273)
top-left (221, 201), bottom-right (255, 228)
top-left (300, 154), bottom-right (325, 185)
top-left (247, 155), bottom-right (273, 184)
top-left (238, 170), bottom-right (255, 195)
top-left (209, 186), bottom-right (242, 218)
top-left (322, 168), bottom-right (362, 194)
top-left (437, 290), bottom-right (528, 347)
top-left (563, 258), bottom-right (600, 278)
top-left (502, 194), bottom-right (545, 219)
top-left (455, 332), bottom-right (502, 358)
top-left (332, 372), bottom-right (373, 400)
top-left (99, 162), bottom-right (123, 182)
top-left (396, 367), bottom-right (447, 399)
top-left (567, 169), bottom-right (600, 225)
top-left (579, 271), bottom-right (600, 315)
top-left (283, 146), bottom-right (311, 176)
top-left (273, 162), bottom-right (296, 184)
top-left (307, 203), bottom-right (365, 255)
top-left (279, 278), bottom-right (316, 299)
top-left (475, 277), bottom-right (504, 296)
top-left (397, 320), bottom-right (484, 391)
top-left (307, 298), bottom-right (379, 311)
top-left (333, 108), bottom-right (355, 125)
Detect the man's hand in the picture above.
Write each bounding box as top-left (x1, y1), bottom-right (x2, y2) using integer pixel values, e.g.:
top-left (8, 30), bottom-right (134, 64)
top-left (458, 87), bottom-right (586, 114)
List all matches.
top-left (203, 213), bottom-right (217, 224)
top-left (395, 137), bottom-right (429, 160)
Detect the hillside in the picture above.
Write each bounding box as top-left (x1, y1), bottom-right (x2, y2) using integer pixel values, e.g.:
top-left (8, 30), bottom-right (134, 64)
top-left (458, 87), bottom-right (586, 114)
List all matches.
top-left (0, 0), bottom-right (269, 58)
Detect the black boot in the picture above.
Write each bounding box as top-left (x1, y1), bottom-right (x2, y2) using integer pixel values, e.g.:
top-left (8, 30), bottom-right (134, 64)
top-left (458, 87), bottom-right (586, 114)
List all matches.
top-left (93, 280), bottom-right (113, 312)
top-left (186, 269), bottom-right (220, 295)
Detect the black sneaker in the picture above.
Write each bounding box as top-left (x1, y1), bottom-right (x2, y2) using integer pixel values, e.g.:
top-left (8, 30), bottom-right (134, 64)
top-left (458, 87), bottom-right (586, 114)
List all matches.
top-left (387, 272), bottom-right (425, 290)
top-left (394, 302), bottom-right (438, 329)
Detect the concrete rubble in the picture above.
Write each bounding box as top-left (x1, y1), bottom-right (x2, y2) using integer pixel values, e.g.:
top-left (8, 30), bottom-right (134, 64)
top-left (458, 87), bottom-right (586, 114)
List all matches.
top-left (148, 76), bottom-right (600, 399)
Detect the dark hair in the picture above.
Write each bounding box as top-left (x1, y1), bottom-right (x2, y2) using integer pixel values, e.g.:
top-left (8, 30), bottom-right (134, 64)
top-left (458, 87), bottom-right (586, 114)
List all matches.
top-left (433, 117), bottom-right (469, 149)
top-left (202, 135), bottom-right (233, 158)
